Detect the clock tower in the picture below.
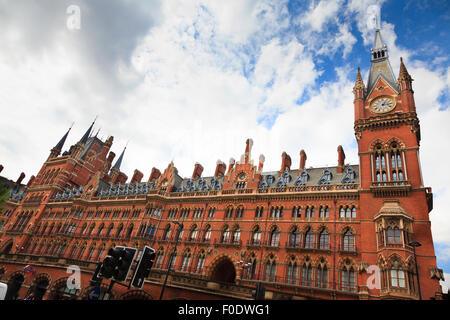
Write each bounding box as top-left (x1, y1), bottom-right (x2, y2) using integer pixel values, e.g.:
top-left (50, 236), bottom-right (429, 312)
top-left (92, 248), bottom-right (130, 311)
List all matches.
top-left (353, 27), bottom-right (442, 299)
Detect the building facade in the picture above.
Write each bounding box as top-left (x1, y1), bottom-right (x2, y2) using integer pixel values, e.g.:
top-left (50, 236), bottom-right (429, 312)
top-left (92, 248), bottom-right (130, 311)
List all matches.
top-left (0, 28), bottom-right (445, 300)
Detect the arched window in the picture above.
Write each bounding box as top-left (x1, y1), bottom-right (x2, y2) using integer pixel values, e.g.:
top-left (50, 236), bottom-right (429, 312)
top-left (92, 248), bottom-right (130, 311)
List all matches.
top-left (290, 227), bottom-right (300, 248)
top-left (225, 207), bottom-right (233, 219)
top-left (255, 207), bottom-right (264, 218)
top-left (302, 261), bottom-right (312, 286)
top-left (189, 225), bottom-right (198, 242)
top-left (319, 229), bottom-right (329, 250)
top-left (222, 226), bottom-right (231, 243)
top-left (196, 251), bottom-right (206, 273)
top-left (304, 228), bottom-right (314, 249)
top-left (163, 224), bottom-right (171, 240)
top-left (145, 225), bottom-right (155, 240)
top-left (203, 225), bottom-right (211, 242)
top-left (168, 250), bottom-right (177, 270)
top-left (246, 254), bottom-right (258, 280)
top-left (342, 265), bottom-right (356, 292)
top-left (387, 226), bottom-right (402, 244)
top-left (270, 227), bottom-right (280, 247)
top-left (252, 226), bottom-right (261, 245)
top-left (319, 206), bottom-right (329, 218)
top-left (317, 259), bottom-right (328, 288)
top-left (287, 257), bottom-right (298, 284)
top-left (97, 224), bottom-right (104, 237)
top-left (343, 229), bottom-right (355, 252)
top-left (390, 260), bottom-right (406, 288)
top-left (155, 249), bottom-right (164, 268)
top-left (233, 227), bottom-right (241, 244)
top-left (181, 250), bottom-right (191, 272)
top-left (292, 206), bottom-right (301, 218)
top-left (265, 257), bottom-right (276, 282)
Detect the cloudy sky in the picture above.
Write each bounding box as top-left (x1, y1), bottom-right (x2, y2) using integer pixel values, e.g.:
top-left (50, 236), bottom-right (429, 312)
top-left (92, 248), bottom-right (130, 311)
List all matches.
top-left (0, 0), bottom-right (449, 291)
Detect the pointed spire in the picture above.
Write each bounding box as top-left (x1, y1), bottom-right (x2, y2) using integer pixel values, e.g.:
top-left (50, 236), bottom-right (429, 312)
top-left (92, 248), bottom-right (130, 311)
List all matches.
top-left (54, 124), bottom-right (73, 151)
top-left (79, 117), bottom-right (97, 144)
top-left (398, 57), bottom-right (413, 83)
top-left (113, 145), bottom-right (126, 170)
top-left (367, 26), bottom-right (398, 94)
top-left (353, 67), bottom-right (366, 94)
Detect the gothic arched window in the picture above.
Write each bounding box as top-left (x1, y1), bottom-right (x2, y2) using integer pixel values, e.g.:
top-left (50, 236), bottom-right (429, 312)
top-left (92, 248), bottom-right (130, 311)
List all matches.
top-left (304, 228), bottom-right (314, 249)
top-left (319, 229), bottom-right (329, 250)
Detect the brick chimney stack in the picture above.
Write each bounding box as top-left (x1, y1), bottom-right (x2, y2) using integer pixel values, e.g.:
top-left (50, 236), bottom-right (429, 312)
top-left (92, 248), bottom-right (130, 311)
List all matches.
top-left (192, 163), bottom-right (204, 180)
top-left (227, 158), bottom-right (235, 174)
top-left (337, 145), bottom-right (346, 173)
top-left (148, 168), bottom-right (161, 183)
top-left (280, 152), bottom-right (292, 172)
top-left (258, 155), bottom-right (265, 172)
top-left (131, 169), bottom-right (143, 183)
top-left (16, 172), bottom-right (26, 185)
top-left (299, 150), bottom-right (307, 172)
top-left (26, 175), bottom-right (36, 188)
top-left (214, 160), bottom-right (226, 178)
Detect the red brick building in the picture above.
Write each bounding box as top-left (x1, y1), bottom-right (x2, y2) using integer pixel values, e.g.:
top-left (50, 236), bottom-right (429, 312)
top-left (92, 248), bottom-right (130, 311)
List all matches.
top-left (0, 28), bottom-right (445, 300)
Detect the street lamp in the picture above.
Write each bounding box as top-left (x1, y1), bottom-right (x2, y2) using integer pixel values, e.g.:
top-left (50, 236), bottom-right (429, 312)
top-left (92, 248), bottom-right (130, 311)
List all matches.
top-left (159, 220), bottom-right (183, 300)
top-left (409, 240), bottom-right (422, 300)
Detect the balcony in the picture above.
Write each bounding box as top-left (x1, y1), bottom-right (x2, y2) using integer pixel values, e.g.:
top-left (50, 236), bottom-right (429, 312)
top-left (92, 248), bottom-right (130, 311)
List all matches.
top-left (370, 180), bottom-right (412, 197)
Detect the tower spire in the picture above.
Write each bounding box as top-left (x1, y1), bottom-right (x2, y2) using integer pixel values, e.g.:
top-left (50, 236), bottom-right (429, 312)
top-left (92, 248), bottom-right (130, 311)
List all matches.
top-left (113, 145), bottom-right (126, 170)
top-left (49, 124), bottom-right (73, 159)
top-left (79, 117), bottom-right (97, 144)
top-left (54, 124), bottom-right (72, 151)
top-left (366, 26), bottom-right (398, 94)
top-left (398, 57), bottom-right (413, 85)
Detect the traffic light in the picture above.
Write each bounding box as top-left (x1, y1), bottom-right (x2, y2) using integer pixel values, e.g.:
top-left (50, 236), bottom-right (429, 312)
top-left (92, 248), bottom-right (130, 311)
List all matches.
top-left (99, 247), bottom-right (122, 279)
top-left (113, 247), bottom-right (137, 282)
top-left (251, 282), bottom-right (265, 300)
top-left (98, 246), bottom-right (137, 282)
top-left (131, 246), bottom-right (156, 289)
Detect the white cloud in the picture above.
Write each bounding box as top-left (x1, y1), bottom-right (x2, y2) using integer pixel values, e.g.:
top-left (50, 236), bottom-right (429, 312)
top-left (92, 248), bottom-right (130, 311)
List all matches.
top-left (301, 0), bottom-right (344, 32)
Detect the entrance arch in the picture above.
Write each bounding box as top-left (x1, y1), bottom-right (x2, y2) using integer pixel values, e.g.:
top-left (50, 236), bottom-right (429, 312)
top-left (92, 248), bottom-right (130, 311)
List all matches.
top-left (209, 256), bottom-right (236, 283)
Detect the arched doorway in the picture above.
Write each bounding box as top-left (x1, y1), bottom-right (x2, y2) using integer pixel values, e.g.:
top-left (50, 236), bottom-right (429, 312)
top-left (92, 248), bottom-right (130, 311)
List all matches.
top-left (26, 274), bottom-right (51, 300)
top-left (5, 272), bottom-right (25, 300)
top-left (210, 257), bottom-right (236, 283)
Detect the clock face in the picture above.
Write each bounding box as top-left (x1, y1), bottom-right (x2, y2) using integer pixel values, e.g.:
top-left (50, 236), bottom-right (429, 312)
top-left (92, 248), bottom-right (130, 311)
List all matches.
top-left (370, 96), bottom-right (395, 114)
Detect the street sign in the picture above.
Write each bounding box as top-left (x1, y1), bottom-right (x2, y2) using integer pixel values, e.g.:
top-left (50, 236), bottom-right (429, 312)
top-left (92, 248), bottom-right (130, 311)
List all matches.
top-left (88, 286), bottom-right (101, 301)
top-left (24, 265), bottom-right (35, 274)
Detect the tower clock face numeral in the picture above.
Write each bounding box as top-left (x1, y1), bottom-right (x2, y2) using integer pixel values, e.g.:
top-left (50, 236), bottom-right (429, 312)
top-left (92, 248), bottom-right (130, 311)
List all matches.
top-left (370, 96), bottom-right (395, 113)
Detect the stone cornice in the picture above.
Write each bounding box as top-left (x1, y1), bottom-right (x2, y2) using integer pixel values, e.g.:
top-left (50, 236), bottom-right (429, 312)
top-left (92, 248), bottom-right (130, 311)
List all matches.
top-left (354, 112), bottom-right (419, 135)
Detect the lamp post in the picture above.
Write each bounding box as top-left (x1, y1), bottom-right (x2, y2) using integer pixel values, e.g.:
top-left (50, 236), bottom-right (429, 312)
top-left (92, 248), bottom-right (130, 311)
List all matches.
top-left (159, 220), bottom-right (183, 300)
top-left (409, 240), bottom-right (422, 300)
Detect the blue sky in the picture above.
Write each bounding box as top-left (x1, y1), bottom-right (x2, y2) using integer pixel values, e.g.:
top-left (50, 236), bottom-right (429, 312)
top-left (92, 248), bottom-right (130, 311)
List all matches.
top-left (0, 0), bottom-right (449, 291)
